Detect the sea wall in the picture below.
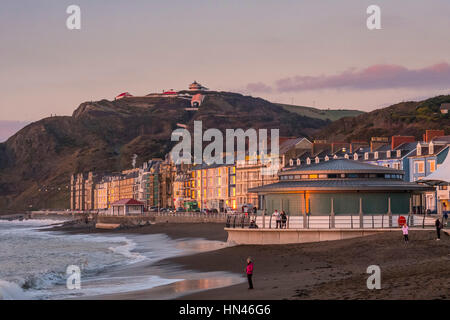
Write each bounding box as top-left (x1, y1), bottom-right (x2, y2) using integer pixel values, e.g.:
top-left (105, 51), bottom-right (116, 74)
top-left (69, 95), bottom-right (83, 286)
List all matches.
top-left (225, 228), bottom-right (404, 245)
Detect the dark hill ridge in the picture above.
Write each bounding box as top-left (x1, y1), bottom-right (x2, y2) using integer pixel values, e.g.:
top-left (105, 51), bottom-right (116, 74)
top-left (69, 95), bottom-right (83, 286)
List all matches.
top-left (315, 95), bottom-right (450, 142)
top-left (0, 91), bottom-right (327, 211)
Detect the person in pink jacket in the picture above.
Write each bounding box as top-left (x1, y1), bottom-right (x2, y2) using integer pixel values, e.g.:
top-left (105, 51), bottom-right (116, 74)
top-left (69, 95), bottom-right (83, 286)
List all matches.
top-left (402, 223), bottom-right (409, 243)
top-left (246, 257), bottom-right (254, 289)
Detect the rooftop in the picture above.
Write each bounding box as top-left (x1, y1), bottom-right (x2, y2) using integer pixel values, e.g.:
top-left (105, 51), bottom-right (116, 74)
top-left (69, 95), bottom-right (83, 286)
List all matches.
top-left (282, 159), bottom-right (403, 175)
top-left (249, 179), bottom-right (432, 193)
top-left (111, 198), bottom-right (145, 206)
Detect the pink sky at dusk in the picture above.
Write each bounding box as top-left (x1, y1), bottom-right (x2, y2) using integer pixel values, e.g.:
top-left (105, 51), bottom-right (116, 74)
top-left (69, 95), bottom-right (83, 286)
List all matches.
top-left (0, 0), bottom-right (449, 121)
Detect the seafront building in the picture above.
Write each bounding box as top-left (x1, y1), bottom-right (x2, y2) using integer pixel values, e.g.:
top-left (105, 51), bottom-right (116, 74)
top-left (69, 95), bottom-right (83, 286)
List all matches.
top-left (190, 163), bottom-right (236, 211)
top-left (250, 159), bottom-right (432, 225)
top-left (70, 130), bottom-right (449, 215)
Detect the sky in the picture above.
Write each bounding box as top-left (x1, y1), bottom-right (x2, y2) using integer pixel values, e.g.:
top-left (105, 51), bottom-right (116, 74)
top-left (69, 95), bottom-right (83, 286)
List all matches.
top-left (0, 0), bottom-right (449, 122)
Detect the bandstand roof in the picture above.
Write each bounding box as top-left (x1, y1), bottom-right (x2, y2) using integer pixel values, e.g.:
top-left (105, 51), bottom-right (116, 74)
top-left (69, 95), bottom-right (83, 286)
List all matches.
top-left (250, 179), bottom-right (432, 193)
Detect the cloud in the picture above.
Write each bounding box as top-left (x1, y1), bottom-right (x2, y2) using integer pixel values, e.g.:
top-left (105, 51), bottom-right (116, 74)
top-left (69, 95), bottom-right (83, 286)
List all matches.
top-left (245, 82), bottom-right (273, 93)
top-left (246, 63), bottom-right (450, 93)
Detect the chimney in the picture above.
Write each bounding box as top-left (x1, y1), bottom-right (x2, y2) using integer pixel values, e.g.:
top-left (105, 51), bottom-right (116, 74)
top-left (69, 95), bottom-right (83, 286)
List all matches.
top-left (312, 140), bottom-right (331, 154)
top-left (331, 142), bottom-right (350, 153)
top-left (370, 137), bottom-right (389, 152)
top-left (391, 136), bottom-right (415, 149)
top-left (350, 140), bottom-right (369, 153)
top-left (424, 130), bottom-right (445, 143)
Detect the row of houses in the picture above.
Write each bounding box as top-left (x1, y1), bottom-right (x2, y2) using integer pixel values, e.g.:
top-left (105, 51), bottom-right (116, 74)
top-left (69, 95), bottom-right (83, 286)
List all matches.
top-left (70, 130), bottom-right (449, 214)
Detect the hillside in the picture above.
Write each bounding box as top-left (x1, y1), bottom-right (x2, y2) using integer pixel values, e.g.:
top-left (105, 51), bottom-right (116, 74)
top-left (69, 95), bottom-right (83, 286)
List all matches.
top-left (0, 91), bottom-right (328, 211)
top-left (277, 104), bottom-right (365, 121)
top-left (315, 95), bottom-right (450, 142)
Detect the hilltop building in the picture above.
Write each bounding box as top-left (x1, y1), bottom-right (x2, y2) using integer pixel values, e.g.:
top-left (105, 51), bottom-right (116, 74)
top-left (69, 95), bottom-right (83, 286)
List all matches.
top-left (115, 92), bottom-right (133, 100)
top-left (440, 103), bottom-right (450, 114)
top-left (191, 94), bottom-right (205, 107)
top-left (189, 81), bottom-right (208, 91)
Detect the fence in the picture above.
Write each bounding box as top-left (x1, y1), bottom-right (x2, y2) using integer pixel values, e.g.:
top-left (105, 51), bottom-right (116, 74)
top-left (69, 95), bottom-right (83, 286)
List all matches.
top-left (226, 213), bottom-right (438, 230)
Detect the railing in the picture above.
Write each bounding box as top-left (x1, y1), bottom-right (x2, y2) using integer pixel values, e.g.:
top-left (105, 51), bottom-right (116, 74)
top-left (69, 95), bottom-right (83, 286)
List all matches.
top-left (152, 211), bottom-right (229, 219)
top-left (226, 213), bottom-right (439, 230)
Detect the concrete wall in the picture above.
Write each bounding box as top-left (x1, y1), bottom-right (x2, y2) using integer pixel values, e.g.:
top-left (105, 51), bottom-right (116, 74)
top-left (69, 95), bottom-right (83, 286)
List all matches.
top-left (226, 228), bottom-right (400, 245)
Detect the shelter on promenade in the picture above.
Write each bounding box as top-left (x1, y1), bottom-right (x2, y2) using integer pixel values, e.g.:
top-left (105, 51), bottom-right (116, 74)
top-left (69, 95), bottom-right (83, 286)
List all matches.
top-left (249, 159), bottom-right (432, 228)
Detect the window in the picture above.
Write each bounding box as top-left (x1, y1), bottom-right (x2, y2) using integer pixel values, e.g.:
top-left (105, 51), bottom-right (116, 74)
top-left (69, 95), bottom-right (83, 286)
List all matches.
top-left (309, 174), bottom-right (318, 179)
top-left (415, 161), bottom-right (425, 174)
top-left (428, 160), bottom-right (436, 172)
top-left (387, 151), bottom-right (391, 158)
top-left (364, 152), bottom-right (369, 160)
top-left (374, 152), bottom-right (379, 159)
top-left (396, 150), bottom-right (401, 157)
top-left (429, 142), bottom-right (434, 155)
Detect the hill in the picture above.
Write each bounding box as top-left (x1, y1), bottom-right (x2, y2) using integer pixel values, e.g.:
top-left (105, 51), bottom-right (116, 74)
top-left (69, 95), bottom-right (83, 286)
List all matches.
top-left (0, 91), bottom-right (328, 211)
top-left (277, 104), bottom-right (365, 121)
top-left (315, 95), bottom-right (450, 142)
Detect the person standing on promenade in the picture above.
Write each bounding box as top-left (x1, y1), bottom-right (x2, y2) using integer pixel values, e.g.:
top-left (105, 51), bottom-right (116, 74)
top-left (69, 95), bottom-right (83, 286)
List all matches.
top-left (281, 211), bottom-right (287, 229)
top-left (246, 257), bottom-right (254, 289)
top-left (272, 210), bottom-right (281, 228)
top-left (435, 218), bottom-right (443, 240)
top-left (443, 203), bottom-right (448, 226)
top-left (402, 223), bottom-right (409, 244)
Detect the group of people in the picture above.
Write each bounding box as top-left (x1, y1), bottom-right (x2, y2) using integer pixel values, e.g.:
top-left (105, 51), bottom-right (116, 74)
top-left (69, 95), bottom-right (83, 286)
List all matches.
top-left (272, 210), bottom-right (288, 229)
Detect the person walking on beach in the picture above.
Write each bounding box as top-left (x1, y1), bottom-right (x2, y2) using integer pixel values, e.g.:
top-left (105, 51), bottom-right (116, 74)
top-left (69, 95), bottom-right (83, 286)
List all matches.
top-left (402, 223), bottom-right (409, 244)
top-left (435, 218), bottom-right (443, 241)
top-left (272, 210), bottom-right (281, 229)
top-left (246, 257), bottom-right (254, 289)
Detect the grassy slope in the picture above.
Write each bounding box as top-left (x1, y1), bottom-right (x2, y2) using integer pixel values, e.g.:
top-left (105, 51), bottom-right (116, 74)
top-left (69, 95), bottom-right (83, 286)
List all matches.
top-left (277, 104), bottom-right (365, 121)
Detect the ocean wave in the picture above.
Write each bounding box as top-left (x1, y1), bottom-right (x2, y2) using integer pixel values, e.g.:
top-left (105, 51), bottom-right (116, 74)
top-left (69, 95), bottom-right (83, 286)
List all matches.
top-left (108, 238), bottom-right (147, 264)
top-left (0, 280), bottom-right (32, 300)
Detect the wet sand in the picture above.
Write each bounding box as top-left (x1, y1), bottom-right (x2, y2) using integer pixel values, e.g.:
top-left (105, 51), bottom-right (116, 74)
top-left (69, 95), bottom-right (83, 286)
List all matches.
top-left (50, 222), bottom-right (450, 300)
top-left (162, 229), bottom-right (450, 300)
top-left (49, 222), bottom-right (228, 241)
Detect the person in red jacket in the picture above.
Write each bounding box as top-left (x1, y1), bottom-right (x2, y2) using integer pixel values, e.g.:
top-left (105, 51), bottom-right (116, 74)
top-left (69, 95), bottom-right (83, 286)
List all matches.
top-left (246, 257), bottom-right (254, 289)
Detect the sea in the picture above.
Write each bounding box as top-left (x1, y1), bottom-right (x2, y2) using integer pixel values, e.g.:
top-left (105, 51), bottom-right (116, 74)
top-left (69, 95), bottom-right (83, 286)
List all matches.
top-left (0, 219), bottom-right (240, 300)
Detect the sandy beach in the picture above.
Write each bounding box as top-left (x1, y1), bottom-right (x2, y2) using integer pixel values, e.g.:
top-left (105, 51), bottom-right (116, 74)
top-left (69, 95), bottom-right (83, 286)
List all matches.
top-left (48, 221), bottom-right (450, 300)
